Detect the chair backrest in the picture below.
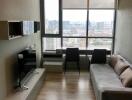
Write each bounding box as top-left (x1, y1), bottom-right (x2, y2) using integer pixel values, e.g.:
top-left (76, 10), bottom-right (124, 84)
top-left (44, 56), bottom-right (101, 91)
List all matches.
top-left (65, 48), bottom-right (79, 62)
top-left (91, 49), bottom-right (107, 64)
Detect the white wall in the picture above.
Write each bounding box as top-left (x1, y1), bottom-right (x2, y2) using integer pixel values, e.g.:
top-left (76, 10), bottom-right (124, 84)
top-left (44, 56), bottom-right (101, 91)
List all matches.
top-left (0, 0), bottom-right (41, 99)
top-left (115, 0), bottom-right (132, 62)
top-left (0, 56), bottom-right (6, 100)
top-left (0, 0), bottom-right (40, 21)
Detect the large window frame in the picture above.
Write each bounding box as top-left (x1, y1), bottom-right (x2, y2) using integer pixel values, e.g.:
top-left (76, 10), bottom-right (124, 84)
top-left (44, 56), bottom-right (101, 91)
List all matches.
top-left (42, 0), bottom-right (62, 37)
top-left (41, 0), bottom-right (117, 53)
top-left (87, 9), bottom-right (115, 51)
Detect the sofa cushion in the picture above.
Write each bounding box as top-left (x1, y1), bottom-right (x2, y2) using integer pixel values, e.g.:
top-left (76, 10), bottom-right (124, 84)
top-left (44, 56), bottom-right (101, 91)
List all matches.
top-left (109, 55), bottom-right (119, 68)
top-left (91, 49), bottom-right (107, 64)
top-left (90, 64), bottom-right (123, 89)
top-left (120, 68), bottom-right (132, 87)
top-left (114, 60), bottom-right (129, 75)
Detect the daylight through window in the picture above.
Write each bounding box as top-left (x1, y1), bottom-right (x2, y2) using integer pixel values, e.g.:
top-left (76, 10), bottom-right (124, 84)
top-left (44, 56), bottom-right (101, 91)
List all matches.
top-left (43, 0), bottom-right (116, 52)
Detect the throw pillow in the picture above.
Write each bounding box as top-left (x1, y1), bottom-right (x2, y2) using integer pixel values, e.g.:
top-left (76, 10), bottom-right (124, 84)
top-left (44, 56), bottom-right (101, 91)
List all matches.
top-left (120, 68), bottom-right (132, 87)
top-left (109, 55), bottom-right (119, 68)
top-left (91, 49), bottom-right (107, 64)
top-left (114, 59), bottom-right (129, 75)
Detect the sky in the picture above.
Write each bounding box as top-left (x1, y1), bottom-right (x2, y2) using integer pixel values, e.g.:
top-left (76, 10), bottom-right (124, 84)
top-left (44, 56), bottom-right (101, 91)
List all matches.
top-left (45, 0), bottom-right (114, 22)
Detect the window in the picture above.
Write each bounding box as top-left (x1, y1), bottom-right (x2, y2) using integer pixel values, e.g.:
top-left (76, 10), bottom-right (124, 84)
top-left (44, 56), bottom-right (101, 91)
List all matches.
top-left (88, 38), bottom-right (112, 50)
top-left (44, 0), bottom-right (59, 35)
top-left (43, 38), bottom-right (61, 51)
top-left (42, 0), bottom-right (116, 52)
top-left (63, 38), bottom-right (86, 49)
top-left (87, 10), bottom-right (114, 50)
top-left (88, 10), bottom-right (114, 37)
top-left (63, 10), bottom-right (87, 37)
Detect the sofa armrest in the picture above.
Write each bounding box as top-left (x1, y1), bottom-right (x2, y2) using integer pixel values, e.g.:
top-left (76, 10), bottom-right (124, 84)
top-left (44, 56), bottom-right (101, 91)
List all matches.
top-left (102, 88), bottom-right (132, 100)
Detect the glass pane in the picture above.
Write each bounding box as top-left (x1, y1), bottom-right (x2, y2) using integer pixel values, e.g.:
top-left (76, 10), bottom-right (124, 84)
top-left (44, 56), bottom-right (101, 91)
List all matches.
top-left (22, 21), bottom-right (34, 35)
top-left (89, 0), bottom-right (115, 8)
top-left (43, 38), bottom-right (61, 51)
top-left (63, 0), bottom-right (87, 9)
top-left (88, 10), bottom-right (114, 37)
top-left (63, 10), bottom-right (87, 37)
top-left (88, 38), bottom-right (112, 50)
top-left (63, 38), bottom-right (86, 49)
top-left (45, 0), bottom-right (59, 34)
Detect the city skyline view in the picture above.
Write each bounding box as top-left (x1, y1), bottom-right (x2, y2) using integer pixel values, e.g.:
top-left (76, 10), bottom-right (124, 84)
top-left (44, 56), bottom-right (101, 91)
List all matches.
top-left (44, 0), bottom-right (114, 51)
top-left (45, 17), bottom-right (113, 37)
top-left (44, 18), bottom-right (113, 50)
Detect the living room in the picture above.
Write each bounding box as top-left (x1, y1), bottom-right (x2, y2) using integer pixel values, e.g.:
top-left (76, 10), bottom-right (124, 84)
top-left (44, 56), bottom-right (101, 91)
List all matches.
top-left (0, 0), bottom-right (132, 100)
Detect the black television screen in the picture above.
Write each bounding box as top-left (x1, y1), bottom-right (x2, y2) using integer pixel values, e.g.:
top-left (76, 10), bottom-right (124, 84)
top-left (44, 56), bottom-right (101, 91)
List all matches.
top-left (14, 50), bottom-right (36, 88)
top-left (22, 21), bottom-right (34, 35)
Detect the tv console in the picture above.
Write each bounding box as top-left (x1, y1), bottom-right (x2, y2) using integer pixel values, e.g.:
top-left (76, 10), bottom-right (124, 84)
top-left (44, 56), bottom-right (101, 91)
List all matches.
top-left (6, 68), bottom-right (46, 100)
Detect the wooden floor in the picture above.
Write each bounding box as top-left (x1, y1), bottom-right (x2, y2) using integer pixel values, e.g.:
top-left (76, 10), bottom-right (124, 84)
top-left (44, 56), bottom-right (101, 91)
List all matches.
top-left (37, 72), bottom-right (96, 100)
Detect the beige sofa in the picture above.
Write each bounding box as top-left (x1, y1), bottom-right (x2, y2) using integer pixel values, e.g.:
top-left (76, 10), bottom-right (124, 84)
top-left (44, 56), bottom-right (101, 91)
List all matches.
top-left (90, 57), bottom-right (132, 100)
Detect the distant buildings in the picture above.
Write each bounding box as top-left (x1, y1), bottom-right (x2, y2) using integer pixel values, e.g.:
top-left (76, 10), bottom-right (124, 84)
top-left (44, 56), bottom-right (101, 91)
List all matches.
top-left (44, 20), bottom-right (113, 50)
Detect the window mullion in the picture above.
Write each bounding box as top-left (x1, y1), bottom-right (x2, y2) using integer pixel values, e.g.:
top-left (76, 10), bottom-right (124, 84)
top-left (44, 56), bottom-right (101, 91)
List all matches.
top-left (86, 0), bottom-right (89, 49)
top-left (60, 0), bottom-right (63, 48)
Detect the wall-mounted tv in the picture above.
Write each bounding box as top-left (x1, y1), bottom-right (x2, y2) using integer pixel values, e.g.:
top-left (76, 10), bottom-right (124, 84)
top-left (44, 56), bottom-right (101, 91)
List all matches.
top-left (22, 21), bottom-right (34, 35)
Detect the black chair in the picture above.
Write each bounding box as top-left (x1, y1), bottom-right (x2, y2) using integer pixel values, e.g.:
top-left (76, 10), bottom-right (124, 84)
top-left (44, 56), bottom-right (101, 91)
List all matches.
top-left (91, 49), bottom-right (107, 64)
top-left (64, 48), bottom-right (80, 73)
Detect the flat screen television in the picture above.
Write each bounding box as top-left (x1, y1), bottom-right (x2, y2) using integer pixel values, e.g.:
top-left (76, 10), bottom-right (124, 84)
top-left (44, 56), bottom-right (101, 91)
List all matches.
top-left (19, 65), bottom-right (35, 89)
top-left (22, 21), bottom-right (34, 35)
top-left (14, 50), bottom-right (36, 89)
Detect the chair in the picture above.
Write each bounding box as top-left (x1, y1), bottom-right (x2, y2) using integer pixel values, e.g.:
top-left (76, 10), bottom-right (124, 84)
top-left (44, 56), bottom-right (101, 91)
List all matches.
top-left (64, 48), bottom-right (80, 73)
top-left (91, 49), bottom-right (107, 64)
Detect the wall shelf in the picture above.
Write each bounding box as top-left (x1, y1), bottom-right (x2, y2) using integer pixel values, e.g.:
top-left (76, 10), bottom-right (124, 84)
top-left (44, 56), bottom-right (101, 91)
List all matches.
top-left (0, 21), bottom-right (22, 40)
top-left (0, 21), bottom-right (40, 40)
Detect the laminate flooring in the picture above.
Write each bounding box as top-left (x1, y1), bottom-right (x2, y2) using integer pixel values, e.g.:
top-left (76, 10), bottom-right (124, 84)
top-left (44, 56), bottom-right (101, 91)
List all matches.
top-left (37, 72), bottom-right (95, 100)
